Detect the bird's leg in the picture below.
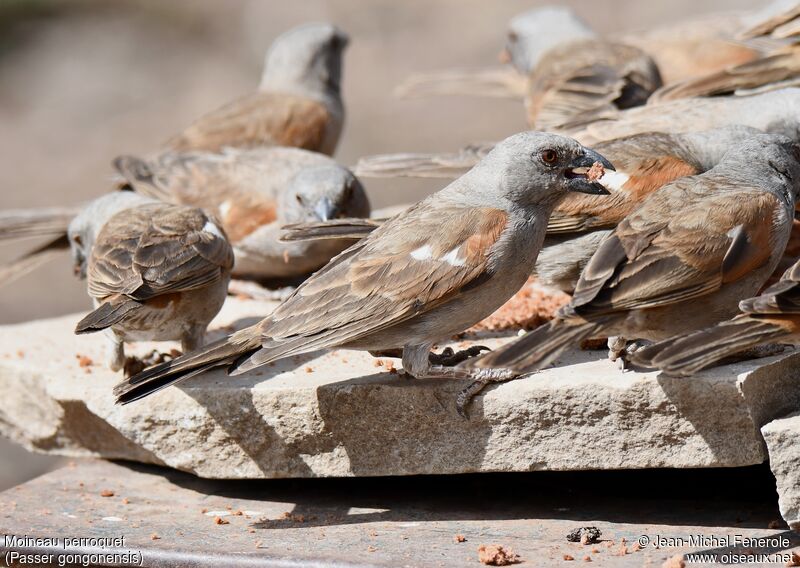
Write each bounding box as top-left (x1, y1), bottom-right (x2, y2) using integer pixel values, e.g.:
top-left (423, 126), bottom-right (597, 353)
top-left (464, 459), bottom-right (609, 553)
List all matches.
top-left (181, 325), bottom-right (205, 354)
top-left (401, 344), bottom-right (517, 419)
top-left (105, 330), bottom-right (125, 372)
top-left (228, 279), bottom-right (296, 302)
top-left (428, 345), bottom-right (491, 366)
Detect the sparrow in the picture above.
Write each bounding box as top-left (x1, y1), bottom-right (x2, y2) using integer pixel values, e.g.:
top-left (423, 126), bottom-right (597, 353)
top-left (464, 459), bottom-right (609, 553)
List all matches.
top-left (165, 22), bottom-right (348, 156)
top-left (457, 133), bottom-right (800, 414)
top-left (70, 195), bottom-right (234, 373)
top-left (111, 131), bottom-right (614, 404)
top-left (301, 126), bottom-right (766, 293)
top-left (631, 257), bottom-right (800, 376)
top-left (397, 6), bottom-right (662, 131)
top-left (649, 2), bottom-right (800, 103)
top-left (113, 146), bottom-right (370, 280)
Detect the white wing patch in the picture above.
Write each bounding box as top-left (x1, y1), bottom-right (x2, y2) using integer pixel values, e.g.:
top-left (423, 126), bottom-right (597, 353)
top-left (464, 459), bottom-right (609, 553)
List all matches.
top-left (410, 244), bottom-right (433, 260)
top-left (440, 247), bottom-right (466, 266)
top-left (219, 200), bottom-right (233, 222)
top-left (599, 170), bottom-right (631, 192)
top-left (203, 221), bottom-right (225, 238)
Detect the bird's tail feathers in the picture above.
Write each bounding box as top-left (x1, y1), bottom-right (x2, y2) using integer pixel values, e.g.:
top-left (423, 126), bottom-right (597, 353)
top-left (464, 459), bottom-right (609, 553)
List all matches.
top-left (353, 143), bottom-right (493, 179)
top-left (394, 67), bottom-right (527, 100)
top-left (631, 316), bottom-right (790, 376)
top-left (0, 234), bottom-right (69, 288)
top-left (465, 319), bottom-right (604, 374)
top-left (280, 218), bottom-right (382, 242)
top-left (0, 208), bottom-right (78, 242)
top-left (75, 298), bottom-right (141, 334)
top-left (114, 332), bottom-right (261, 404)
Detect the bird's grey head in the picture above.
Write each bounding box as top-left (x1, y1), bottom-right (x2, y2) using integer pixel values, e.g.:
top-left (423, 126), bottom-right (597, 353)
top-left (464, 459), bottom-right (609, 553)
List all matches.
top-left (260, 22), bottom-right (349, 97)
top-left (682, 125), bottom-right (765, 170)
top-left (725, 133), bottom-right (800, 205)
top-left (67, 191), bottom-right (153, 279)
top-left (474, 131), bottom-right (614, 209)
top-left (501, 7), bottom-right (595, 74)
top-left (279, 165), bottom-right (370, 223)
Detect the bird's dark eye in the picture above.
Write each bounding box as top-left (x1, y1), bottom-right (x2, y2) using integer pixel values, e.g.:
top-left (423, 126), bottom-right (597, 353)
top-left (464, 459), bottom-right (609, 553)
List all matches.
top-left (540, 149), bottom-right (558, 165)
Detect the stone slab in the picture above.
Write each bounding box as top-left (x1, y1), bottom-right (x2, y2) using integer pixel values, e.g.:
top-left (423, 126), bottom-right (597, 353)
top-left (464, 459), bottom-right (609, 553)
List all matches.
top-left (1, 297), bottom-right (800, 479)
top-left (763, 412), bottom-right (800, 531)
top-left (1, 460), bottom-right (799, 568)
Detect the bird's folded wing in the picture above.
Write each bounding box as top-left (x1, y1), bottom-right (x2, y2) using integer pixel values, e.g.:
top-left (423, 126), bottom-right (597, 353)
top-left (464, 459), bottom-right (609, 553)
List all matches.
top-left (651, 49), bottom-right (800, 102)
top-left (529, 41), bottom-right (661, 131)
top-left (165, 92), bottom-right (330, 153)
top-left (87, 204), bottom-right (234, 301)
top-left (740, 3), bottom-right (800, 40)
top-left (566, 180), bottom-right (782, 316)
top-left (259, 203), bottom-right (509, 348)
top-left (740, 257), bottom-right (800, 314)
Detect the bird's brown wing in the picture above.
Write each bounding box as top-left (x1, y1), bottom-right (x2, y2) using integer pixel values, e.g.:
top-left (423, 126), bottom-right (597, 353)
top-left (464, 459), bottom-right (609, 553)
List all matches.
top-left (740, 3), bottom-right (800, 40)
top-left (651, 48), bottom-right (800, 102)
top-left (87, 203), bottom-right (234, 302)
top-left (547, 133), bottom-right (699, 234)
top-left (566, 177), bottom-right (784, 318)
top-left (113, 152), bottom-right (279, 243)
top-left (740, 258), bottom-right (800, 314)
top-left (256, 203), bottom-right (509, 352)
top-left (528, 40), bottom-right (661, 131)
top-left (165, 92), bottom-right (331, 153)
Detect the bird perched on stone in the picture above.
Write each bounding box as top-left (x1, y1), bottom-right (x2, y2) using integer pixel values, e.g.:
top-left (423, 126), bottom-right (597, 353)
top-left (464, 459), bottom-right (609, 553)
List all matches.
top-left (70, 194), bottom-right (234, 374)
top-left (165, 22), bottom-right (348, 155)
top-left (398, 6), bottom-right (661, 131)
top-left (293, 126), bottom-right (765, 293)
top-left (457, 133), bottom-right (800, 414)
top-left (649, 1), bottom-right (800, 103)
top-left (631, 258), bottom-right (800, 376)
top-left (111, 132), bottom-right (614, 404)
top-left (113, 146), bottom-right (369, 281)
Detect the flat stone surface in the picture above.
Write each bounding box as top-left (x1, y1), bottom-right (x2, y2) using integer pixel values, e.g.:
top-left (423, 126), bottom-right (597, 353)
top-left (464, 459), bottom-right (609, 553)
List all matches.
top-left (1, 460), bottom-right (798, 567)
top-left (2, 297), bottom-right (800, 480)
top-left (763, 412), bottom-right (800, 531)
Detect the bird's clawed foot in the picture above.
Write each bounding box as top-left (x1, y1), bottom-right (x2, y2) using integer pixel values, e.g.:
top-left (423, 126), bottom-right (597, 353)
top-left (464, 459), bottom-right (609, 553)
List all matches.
top-left (122, 349), bottom-right (181, 377)
top-left (428, 345), bottom-right (491, 366)
top-left (608, 337), bottom-right (650, 371)
top-left (455, 367), bottom-right (518, 420)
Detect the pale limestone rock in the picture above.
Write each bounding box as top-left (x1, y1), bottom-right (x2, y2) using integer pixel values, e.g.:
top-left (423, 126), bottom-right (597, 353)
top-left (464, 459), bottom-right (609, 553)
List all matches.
top-left (762, 412), bottom-right (800, 530)
top-left (0, 297), bottom-right (799, 479)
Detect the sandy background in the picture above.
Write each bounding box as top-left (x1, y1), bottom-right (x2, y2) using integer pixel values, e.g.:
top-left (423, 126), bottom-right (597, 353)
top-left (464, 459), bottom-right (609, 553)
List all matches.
top-left (0, 0), bottom-right (759, 489)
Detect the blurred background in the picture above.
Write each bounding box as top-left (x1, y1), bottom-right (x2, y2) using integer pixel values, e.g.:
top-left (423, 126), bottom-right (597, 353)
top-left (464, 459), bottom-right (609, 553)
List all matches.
top-left (0, 0), bottom-right (758, 489)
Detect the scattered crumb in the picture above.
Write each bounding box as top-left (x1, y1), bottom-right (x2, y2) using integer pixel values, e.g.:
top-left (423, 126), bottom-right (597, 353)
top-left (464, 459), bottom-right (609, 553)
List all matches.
top-left (99, 490), bottom-right (114, 498)
top-left (587, 161), bottom-right (606, 182)
top-left (248, 529), bottom-right (256, 534)
top-left (631, 542), bottom-right (642, 552)
top-left (367, 546), bottom-right (377, 553)
top-left (662, 554), bottom-right (685, 568)
top-left (280, 512), bottom-right (306, 523)
top-left (76, 354), bottom-right (93, 367)
top-left (454, 534), bottom-right (466, 543)
top-left (121, 498), bottom-right (129, 505)
top-left (385, 360), bottom-right (396, 373)
top-left (471, 277), bottom-right (570, 332)
top-left (478, 544), bottom-right (520, 566)
top-left (214, 516), bottom-right (229, 525)
top-left (234, 510), bottom-right (244, 516)
top-left (150, 533), bottom-right (160, 541)
top-left (374, 359), bottom-right (384, 367)
top-left (567, 527), bottom-right (602, 545)
top-left (201, 508), bottom-right (208, 514)
top-left (304, 366), bottom-right (313, 373)
top-left (563, 554), bottom-right (574, 561)
top-left (255, 540), bottom-right (263, 549)
top-left (16, 350), bottom-right (25, 359)
top-left (583, 556), bottom-right (592, 563)
top-left (769, 519), bottom-right (784, 529)
top-left (590, 547), bottom-right (599, 554)
top-left (786, 551), bottom-right (800, 567)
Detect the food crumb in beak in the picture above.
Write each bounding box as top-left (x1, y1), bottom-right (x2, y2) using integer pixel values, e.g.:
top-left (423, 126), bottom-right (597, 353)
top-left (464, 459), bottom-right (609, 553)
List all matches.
top-left (586, 161), bottom-right (605, 182)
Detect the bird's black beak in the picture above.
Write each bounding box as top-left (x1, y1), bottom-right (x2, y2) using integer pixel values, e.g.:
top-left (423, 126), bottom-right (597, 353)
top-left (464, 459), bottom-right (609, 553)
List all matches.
top-left (314, 197), bottom-right (339, 222)
top-left (565, 148), bottom-right (615, 195)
